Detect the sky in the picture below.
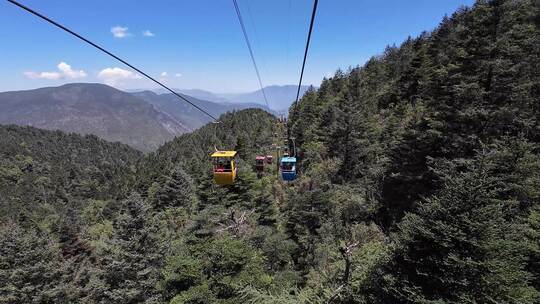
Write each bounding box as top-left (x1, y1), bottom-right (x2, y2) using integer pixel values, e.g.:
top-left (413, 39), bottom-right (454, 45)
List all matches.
top-left (0, 0), bottom-right (475, 93)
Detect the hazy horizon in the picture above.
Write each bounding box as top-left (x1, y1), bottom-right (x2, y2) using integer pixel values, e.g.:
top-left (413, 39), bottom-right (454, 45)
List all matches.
top-left (0, 82), bottom-right (312, 96)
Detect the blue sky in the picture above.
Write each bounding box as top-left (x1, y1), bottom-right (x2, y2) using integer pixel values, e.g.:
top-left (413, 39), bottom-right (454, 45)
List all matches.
top-left (0, 0), bottom-right (475, 93)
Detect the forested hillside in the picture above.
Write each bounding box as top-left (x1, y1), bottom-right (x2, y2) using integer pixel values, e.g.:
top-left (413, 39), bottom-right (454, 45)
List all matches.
top-left (1, 0), bottom-right (539, 303)
top-left (287, 0), bottom-right (540, 302)
top-left (0, 125), bottom-right (143, 303)
top-left (0, 109), bottom-right (287, 303)
top-left (0, 125), bottom-right (141, 220)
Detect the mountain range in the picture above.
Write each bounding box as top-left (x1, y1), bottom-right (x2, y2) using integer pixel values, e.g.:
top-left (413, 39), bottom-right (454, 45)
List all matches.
top-left (131, 90), bottom-right (271, 129)
top-left (153, 88), bottom-right (230, 104)
top-left (222, 85), bottom-right (313, 111)
top-left (0, 83), bottom-right (272, 152)
top-left (151, 85), bottom-right (313, 111)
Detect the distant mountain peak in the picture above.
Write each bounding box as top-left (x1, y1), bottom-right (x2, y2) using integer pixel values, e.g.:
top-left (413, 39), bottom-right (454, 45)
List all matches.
top-left (0, 83), bottom-right (189, 152)
top-left (130, 85), bottom-right (315, 110)
top-left (221, 85), bottom-right (314, 111)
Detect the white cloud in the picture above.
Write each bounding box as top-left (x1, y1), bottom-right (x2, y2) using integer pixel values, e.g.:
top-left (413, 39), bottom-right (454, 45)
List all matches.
top-left (111, 26), bottom-right (130, 38)
top-left (160, 72), bottom-right (168, 77)
top-left (175, 73), bottom-right (182, 77)
top-left (23, 62), bottom-right (87, 80)
top-left (57, 62), bottom-right (87, 79)
top-left (97, 67), bottom-right (142, 86)
top-left (142, 30), bottom-right (155, 37)
top-left (24, 71), bottom-right (62, 80)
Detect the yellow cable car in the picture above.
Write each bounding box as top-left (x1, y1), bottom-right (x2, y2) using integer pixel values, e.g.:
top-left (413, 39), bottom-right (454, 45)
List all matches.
top-left (211, 150), bottom-right (238, 185)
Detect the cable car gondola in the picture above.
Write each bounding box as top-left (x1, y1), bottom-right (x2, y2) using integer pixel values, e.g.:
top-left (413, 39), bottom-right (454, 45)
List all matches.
top-left (255, 156), bottom-right (265, 174)
top-left (280, 156), bottom-right (297, 181)
top-left (211, 151), bottom-right (238, 185)
top-left (266, 155), bottom-right (273, 164)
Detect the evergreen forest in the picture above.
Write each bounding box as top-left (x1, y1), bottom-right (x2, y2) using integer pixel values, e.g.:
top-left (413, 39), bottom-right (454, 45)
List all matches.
top-left (1, 1), bottom-right (539, 303)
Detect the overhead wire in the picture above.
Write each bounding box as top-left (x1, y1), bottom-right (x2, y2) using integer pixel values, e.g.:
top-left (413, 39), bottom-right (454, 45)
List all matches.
top-left (293, 0), bottom-right (319, 108)
top-left (6, 0), bottom-right (220, 122)
top-left (231, 0), bottom-right (271, 110)
top-left (285, 0), bottom-right (292, 68)
top-left (245, 0), bottom-right (270, 83)
top-left (286, 0), bottom-right (319, 160)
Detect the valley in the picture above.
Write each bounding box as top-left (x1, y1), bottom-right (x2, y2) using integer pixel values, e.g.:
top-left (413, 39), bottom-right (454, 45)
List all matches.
top-left (0, 83), bottom-right (276, 152)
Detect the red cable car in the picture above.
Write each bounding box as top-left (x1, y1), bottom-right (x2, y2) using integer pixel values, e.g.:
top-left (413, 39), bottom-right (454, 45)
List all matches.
top-left (265, 155), bottom-right (273, 164)
top-left (255, 156), bottom-right (265, 173)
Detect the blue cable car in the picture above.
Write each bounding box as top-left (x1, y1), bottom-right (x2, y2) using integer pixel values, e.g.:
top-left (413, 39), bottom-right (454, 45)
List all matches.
top-left (280, 156), bottom-right (297, 181)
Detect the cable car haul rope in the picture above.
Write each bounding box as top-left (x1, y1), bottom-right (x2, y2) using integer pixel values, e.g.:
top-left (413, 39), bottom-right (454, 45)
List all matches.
top-left (232, 0), bottom-right (270, 110)
top-left (294, 0), bottom-right (318, 107)
top-left (282, 0), bottom-right (318, 182)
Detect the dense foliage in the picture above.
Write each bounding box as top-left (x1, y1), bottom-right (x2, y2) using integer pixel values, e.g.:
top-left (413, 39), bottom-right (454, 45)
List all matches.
top-left (0, 125), bottom-right (140, 222)
top-left (287, 0), bottom-right (540, 301)
top-left (1, 0), bottom-right (539, 303)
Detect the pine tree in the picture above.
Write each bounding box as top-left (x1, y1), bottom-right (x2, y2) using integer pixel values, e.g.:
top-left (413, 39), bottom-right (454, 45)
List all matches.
top-left (155, 166), bottom-right (196, 211)
top-left (164, 235), bottom-right (266, 302)
top-left (252, 177), bottom-right (278, 227)
top-left (378, 148), bottom-right (539, 303)
top-left (0, 222), bottom-right (68, 303)
top-left (87, 194), bottom-right (164, 303)
top-left (527, 205), bottom-right (540, 294)
top-left (284, 181), bottom-right (333, 280)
